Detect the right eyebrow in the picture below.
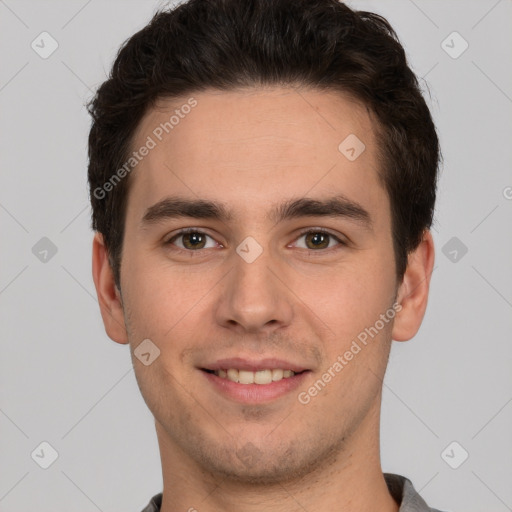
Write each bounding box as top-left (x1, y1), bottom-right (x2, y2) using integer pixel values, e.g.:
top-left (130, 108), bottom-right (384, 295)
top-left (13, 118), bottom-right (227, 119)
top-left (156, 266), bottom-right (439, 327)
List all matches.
top-left (141, 197), bottom-right (233, 227)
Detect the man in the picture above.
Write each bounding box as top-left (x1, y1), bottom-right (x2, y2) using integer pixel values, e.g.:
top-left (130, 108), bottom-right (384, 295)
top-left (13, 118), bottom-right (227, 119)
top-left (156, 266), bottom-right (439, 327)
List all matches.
top-left (88, 0), bottom-right (443, 510)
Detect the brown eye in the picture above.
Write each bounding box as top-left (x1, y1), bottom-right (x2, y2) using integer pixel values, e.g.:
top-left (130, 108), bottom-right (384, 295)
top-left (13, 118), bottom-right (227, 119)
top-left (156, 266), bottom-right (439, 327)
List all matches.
top-left (304, 232), bottom-right (330, 249)
top-left (181, 232), bottom-right (206, 249)
top-left (295, 229), bottom-right (344, 251)
top-left (166, 229), bottom-right (216, 251)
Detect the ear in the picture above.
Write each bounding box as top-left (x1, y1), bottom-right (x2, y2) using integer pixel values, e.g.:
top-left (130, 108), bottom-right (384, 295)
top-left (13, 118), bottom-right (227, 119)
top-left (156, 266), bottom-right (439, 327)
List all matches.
top-left (392, 229), bottom-right (435, 342)
top-left (91, 231), bottom-right (129, 344)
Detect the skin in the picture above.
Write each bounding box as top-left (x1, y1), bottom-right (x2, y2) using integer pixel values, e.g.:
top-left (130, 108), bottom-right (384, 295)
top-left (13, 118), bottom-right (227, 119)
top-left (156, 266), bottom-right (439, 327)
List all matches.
top-left (92, 87), bottom-right (434, 512)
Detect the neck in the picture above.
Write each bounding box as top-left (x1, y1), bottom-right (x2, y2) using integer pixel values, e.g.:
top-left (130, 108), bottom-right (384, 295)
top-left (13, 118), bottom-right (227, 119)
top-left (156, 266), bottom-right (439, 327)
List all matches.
top-left (157, 393), bottom-right (399, 512)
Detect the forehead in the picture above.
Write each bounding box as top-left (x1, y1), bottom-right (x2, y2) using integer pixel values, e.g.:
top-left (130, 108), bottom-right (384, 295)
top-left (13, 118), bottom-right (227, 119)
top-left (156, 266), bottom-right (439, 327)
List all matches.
top-left (125, 87), bottom-right (386, 225)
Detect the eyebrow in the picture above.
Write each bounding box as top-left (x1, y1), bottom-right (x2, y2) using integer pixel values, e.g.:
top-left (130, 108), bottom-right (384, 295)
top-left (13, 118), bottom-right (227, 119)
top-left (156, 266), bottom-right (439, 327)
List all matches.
top-left (140, 194), bottom-right (373, 230)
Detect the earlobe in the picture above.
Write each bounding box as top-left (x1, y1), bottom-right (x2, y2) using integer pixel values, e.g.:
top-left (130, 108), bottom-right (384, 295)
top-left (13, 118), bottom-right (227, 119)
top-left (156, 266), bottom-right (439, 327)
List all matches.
top-left (91, 232), bottom-right (129, 344)
top-left (392, 230), bottom-right (435, 342)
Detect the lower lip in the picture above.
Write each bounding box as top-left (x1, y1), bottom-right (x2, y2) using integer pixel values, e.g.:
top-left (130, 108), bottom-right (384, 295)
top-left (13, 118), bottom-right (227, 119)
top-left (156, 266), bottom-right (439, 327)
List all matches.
top-left (201, 370), bottom-right (310, 404)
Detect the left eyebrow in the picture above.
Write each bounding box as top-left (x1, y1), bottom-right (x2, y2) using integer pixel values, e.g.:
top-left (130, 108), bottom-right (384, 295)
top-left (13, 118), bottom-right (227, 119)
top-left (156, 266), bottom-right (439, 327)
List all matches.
top-left (140, 194), bottom-right (373, 231)
top-left (269, 195), bottom-right (373, 230)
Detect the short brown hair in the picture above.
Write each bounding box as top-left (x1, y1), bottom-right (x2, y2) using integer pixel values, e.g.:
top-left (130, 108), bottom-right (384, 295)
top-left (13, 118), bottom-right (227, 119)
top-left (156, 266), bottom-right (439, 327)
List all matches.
top-left (87, 0), bottom-right (440, 289)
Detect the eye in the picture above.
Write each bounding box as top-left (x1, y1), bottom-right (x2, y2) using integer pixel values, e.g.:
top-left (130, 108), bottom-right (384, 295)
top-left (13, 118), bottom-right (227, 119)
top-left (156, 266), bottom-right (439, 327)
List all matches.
top-left (165, 228), bottom-right (219, 251)
top-left (293, 229), bottom-right (345, 251)
top-left (164, 227), bottom-right (346, 253)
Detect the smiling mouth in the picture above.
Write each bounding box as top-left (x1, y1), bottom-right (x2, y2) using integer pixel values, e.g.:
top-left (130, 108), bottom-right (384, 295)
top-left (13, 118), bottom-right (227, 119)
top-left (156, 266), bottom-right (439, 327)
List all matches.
top-left (202, 368), bottom-right (306, 385)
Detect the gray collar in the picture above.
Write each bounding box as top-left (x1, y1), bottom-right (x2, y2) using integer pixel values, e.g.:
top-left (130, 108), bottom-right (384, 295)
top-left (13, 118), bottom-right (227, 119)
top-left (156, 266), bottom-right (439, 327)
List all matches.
top-left (140, 473), bottom-right (445, 512)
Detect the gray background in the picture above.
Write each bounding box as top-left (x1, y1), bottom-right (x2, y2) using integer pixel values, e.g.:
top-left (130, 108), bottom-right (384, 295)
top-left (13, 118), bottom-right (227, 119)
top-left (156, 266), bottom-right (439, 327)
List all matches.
top-left (1, 0), bottom-right (511, 511)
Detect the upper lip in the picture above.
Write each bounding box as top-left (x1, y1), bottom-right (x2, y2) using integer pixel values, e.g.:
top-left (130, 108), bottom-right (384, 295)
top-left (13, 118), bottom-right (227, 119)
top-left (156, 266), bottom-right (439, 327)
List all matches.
top-left (201, 357), bottom-right (310, 373)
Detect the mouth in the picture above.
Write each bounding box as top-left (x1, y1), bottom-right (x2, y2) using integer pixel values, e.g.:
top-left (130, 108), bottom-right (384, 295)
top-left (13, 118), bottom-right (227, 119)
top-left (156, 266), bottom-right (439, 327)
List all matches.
top-left (199, 358), bottom-right (311, 403)
top-left (202, 367), bottom-right (304, 384)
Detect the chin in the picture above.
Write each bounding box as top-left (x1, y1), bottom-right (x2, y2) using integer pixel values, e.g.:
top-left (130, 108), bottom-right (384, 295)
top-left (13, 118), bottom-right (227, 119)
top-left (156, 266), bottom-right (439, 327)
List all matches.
top-left (208, 458), bottom-right (309, 486)
top-left (192, 436), bottom-right (340, 486)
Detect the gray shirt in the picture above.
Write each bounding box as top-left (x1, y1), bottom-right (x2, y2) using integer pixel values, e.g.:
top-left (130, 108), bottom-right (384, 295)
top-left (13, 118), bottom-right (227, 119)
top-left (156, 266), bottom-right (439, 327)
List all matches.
top-left (140, 473), bottom-right (445, 511)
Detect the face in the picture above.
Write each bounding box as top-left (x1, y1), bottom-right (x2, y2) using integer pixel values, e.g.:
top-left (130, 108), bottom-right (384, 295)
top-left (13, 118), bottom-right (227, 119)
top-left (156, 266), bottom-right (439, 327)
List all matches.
top-left (97, 87), bottom-right (412, 484)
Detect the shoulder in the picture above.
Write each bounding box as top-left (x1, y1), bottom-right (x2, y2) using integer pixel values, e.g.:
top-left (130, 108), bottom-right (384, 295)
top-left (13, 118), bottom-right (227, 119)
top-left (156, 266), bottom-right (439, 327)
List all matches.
top-left (139, 492), bottom-right (163, 512)
top-left (384, 473), bottom-right (448, 512)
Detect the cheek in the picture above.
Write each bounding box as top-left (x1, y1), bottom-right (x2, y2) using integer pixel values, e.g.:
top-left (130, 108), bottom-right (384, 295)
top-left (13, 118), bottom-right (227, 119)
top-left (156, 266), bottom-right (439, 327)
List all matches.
top-left (304, 264), bottom-right (395, 413)
top-left (301, 254), bottom-right (396, 336)
top-left (122, 249), bottom-right (208, 335)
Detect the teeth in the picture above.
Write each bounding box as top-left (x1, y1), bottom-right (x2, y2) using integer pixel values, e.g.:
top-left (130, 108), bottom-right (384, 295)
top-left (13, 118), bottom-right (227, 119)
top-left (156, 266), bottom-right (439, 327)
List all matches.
top-left (227, 368), bottom-right (239, 382)
top-left (214, 368), bottom-right (297, 384)
top-left (254, 369), bottom-right (272, 384)
top-left (272, 369), bottom-right (284, 381)
top-left (239, 370), bottom-right (254, 384)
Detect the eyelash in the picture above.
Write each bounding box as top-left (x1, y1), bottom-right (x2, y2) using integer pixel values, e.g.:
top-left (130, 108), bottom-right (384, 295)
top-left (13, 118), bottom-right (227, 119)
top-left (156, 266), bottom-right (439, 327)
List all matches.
top-left (164, 227), bottom-right (346, 254)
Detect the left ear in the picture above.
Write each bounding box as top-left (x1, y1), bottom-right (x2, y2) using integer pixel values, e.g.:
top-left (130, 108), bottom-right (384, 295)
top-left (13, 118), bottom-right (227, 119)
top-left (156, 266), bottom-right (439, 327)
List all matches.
top-left (392, 229), bottom-right (435, 342)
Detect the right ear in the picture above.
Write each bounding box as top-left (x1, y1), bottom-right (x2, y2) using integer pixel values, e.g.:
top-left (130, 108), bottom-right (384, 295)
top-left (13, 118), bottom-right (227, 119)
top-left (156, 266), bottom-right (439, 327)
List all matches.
top-left (91, 232), bottom-right (129, 344)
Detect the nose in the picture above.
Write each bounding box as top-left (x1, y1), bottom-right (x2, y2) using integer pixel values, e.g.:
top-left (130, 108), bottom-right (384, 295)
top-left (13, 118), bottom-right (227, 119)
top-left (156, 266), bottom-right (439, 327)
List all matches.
top-left (214, 241), bottom-right (294, 335)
